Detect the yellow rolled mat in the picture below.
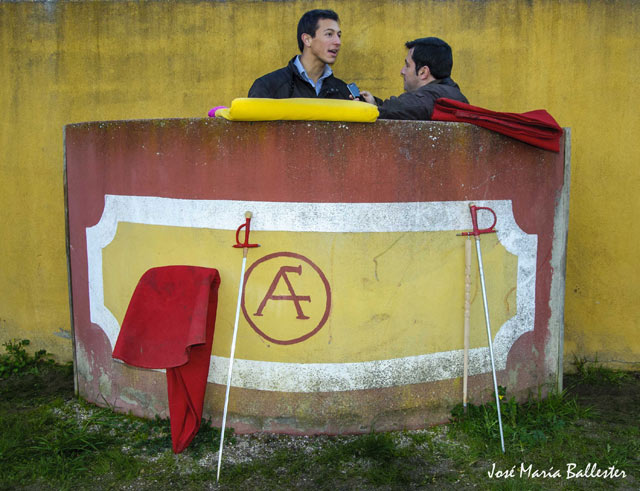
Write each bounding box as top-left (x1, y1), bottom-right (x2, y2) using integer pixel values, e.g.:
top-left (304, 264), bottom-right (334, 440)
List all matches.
top-left (215, 98), bottom-right (379, 122)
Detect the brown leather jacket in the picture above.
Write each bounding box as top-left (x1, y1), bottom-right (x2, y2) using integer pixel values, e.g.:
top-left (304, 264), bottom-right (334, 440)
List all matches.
top-left (376, 78), bottom-right (468, 120)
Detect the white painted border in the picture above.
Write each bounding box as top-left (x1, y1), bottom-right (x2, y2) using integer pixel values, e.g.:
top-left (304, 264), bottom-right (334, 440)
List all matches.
top-left (87, 197), bottom-right (537, 392)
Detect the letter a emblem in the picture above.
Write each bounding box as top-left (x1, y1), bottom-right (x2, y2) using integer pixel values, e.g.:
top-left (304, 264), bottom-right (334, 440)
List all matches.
top-left (254, 265), bottom-right (311, 319)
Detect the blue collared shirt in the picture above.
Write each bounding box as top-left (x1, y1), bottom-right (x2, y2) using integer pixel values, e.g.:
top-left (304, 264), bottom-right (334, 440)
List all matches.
top-left (294, 56), bottom-right (333, 95)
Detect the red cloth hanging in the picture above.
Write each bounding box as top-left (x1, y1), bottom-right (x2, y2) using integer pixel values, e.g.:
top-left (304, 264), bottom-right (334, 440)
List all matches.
top-left (431, 98), bottom-right (564, 152)
top-left (112, 266), bottom-right (221, 453)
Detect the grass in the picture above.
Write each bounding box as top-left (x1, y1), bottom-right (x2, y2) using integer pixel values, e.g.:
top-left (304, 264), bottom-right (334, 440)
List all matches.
top-left (1, 340), bottom-right (638, 489)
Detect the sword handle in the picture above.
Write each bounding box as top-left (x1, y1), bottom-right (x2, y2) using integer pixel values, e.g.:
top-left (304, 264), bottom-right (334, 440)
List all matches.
top-left (234, 211), bottom-right (260, 249)
top-left (460, 204), bottom-right (497, 237)
top-left (470, 205), bottom-right (497, 235)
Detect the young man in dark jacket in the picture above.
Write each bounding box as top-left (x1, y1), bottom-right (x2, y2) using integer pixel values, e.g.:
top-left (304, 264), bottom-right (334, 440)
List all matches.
top-left (248, 9), bottom-right (352, 100)
top-left (361, 37), bottom-right (468, 120)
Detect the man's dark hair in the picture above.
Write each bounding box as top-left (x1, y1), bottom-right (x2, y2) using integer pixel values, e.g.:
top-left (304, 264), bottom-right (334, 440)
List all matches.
top-left (405, 37), bottom-right (453, 79)
top-left (297, 9), bottom-right (340, 52)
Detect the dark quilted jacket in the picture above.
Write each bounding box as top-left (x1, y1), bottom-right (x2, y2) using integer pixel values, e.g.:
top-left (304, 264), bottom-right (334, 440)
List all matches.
top-left (248, 57), bottom-right (352, 100)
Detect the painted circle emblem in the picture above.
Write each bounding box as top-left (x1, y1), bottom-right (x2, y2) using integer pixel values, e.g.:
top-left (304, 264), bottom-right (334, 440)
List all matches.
top-left (241, 252), bottom-right (331, 345)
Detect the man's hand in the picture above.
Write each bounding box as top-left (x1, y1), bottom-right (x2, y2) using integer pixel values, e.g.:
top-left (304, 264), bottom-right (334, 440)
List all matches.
top-left (359, 90), bottom-right (376, 105)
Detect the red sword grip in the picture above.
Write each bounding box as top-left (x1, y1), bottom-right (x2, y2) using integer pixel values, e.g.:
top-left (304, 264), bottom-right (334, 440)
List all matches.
top-left (233, 213), bottom-right (260, 248)
top-left (460, 204), bottom-right (497, 236)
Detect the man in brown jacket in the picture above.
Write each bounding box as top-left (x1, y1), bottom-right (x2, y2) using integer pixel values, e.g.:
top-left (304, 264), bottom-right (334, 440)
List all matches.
top-left (361, 37), bottom-right (468, 120)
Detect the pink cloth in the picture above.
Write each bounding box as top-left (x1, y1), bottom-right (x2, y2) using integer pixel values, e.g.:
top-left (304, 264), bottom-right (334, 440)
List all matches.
top-left (113, 265), bottom-right (220, 453)
top-left (432, 98), bottom-right (564, 152)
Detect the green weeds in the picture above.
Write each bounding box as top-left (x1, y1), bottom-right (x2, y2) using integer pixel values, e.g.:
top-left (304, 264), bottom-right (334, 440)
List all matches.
top-left (0, 338), bottom-right (55, 379)
top-left (571, 354), bottom-right (631, 385)
top-left (449, 388), bottom-right (589, 461)
top-left (450, 386), bottom-right (590, 454)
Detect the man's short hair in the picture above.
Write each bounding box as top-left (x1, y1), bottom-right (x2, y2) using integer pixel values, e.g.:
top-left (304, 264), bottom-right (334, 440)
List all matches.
top-left (297, 9), bottom-right (340, 52)
top-left (405, 37), bottom-right (453, 79)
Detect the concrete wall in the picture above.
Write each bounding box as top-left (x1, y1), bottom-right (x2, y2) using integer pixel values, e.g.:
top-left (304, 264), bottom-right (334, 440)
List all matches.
top-left (1, 0), bottom-right (639, 370)
top-left (65, 118), bottom-right (568, 431)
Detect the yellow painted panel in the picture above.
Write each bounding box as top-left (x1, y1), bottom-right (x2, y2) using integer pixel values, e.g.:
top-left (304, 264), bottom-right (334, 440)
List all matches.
top-left (103, 223), bottom-right (517, 364)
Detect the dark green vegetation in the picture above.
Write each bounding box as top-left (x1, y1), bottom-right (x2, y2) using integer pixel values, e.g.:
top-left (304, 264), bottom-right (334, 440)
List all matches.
top-left (1, 341), bottom-right (638, 490)
top-left (0, 339), bottom-right (56, 379)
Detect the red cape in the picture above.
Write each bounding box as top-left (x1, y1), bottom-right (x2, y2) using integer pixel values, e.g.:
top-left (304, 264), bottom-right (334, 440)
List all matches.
top-left (113, 266), bottom-right (220, 453)
top-left (432, 98), bottom-right (564, 152)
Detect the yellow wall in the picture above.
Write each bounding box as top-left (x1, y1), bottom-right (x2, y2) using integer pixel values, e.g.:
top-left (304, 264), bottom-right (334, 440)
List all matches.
top-left (1, 0), bottom-right (638, 369)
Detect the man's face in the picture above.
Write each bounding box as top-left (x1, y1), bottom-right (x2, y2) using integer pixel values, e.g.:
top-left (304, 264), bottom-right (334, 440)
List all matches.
top-left (305, 18), bottom-right (342, 65)
top-left (401, 48), bottom-right (421, 92)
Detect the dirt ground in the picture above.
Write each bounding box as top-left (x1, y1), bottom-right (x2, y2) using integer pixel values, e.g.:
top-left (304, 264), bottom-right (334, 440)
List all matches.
top-left (564, 371), bottom-right (640, 424)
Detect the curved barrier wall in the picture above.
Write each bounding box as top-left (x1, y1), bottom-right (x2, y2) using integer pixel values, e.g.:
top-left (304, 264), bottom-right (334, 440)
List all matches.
top-left (65, 119), bottom-right (569, 433)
